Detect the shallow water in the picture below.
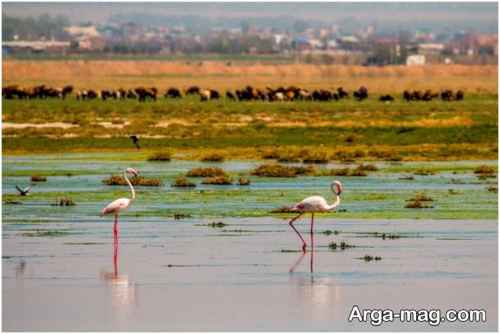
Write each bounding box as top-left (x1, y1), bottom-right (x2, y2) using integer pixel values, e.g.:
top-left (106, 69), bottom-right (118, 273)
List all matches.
top-left (2, 154), bottom-right (498, 220)
top-left (2, 154), bottom-right (498, 330)
top-left (3, 218), bottom-right (497, 331)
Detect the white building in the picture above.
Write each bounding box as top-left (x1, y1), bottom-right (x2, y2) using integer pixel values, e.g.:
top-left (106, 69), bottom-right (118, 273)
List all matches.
top-left (406, 54), bottom-right (426, 66)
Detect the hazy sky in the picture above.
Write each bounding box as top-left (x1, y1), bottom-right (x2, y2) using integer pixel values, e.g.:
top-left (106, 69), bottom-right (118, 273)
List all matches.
top-left (3, 2), bottom-right (498, 32)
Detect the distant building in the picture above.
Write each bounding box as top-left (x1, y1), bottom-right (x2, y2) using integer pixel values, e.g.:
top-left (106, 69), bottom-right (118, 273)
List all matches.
top-left (406, 54), bottom-right (426, 66)
top-left (418, 43), bottom-right (445, 56)
top-left (64, 25), bottom-right (100, 38)
top-left (76, 36), bottom-right (106, 51)
top-left (3, 40), bottom-right (70, 53)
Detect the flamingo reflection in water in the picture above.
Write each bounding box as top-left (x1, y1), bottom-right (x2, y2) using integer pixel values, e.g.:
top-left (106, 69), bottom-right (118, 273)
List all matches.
top-left (100, 237), bottom-right (137, 309)
top-left (288, 249), bottom-right (343, 318)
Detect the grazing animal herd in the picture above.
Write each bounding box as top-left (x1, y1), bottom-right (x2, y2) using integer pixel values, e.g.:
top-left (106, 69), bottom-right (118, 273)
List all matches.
top-left (3, 84), bottom-right (465, 103)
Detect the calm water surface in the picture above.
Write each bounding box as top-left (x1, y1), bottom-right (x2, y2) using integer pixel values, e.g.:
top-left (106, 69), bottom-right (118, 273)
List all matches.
top-left (2, 154), bottom-right (497, 330)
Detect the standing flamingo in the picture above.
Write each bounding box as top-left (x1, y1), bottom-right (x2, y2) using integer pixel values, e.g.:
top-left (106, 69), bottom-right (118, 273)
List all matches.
top-left (101, 168), bottom-right (139, 242)
top-left (288, 180), bottom-right (343, 252)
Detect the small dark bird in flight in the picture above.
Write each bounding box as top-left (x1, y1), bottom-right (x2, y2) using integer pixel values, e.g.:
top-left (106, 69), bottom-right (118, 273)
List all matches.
top-left (129, 135), bottom-right (140, 149)
top-left (15, 185), bottom-right (32, 196)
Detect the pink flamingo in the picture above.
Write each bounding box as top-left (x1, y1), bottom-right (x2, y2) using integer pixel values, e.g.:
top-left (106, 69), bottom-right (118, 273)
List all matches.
top-left (288, 180), bottom-right (343, 252)
top-left (101, 168), bottom-right (139, 242)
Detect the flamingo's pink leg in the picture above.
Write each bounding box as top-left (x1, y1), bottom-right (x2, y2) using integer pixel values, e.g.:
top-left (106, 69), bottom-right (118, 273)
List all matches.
top-left (310, 246), bottom-right (314, 273)
top-left (310, 213), bottom-right (315, 251)
top-left (288, 213), bottom-right (307, 252)
top-left (113, 213), bottom-right (119, 244)
top-left (289, 251), bottom-right (306, 273)
top-left (113, 236), bottom-right (119, 277)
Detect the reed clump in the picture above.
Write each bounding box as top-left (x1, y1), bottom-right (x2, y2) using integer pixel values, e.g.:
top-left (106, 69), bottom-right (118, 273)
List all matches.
top-left (360, 255), bottom-right (382, 262)
top-left (414, 168), bottom-right (436, 176)
top-left (171, 176), bottom-right (196, 188)
top-left (186, 167), bottom-right (227, 177)
top-left (31, 175), bottom-right (47, 182)
top-left (252, 164), bottom-right (315, 177)
top-left (147, 151), bottom-right (172, 161)
top-left (54, 197), bottom-right (75, 206)
top-left (103, 175), bottom-right (163, 186)
top-left (202, 175), bottom-right (233, 185)
top-left (405, 199), bottom-right (434, 209)
top-left (301, 150), bottom-right (330, 164)
top-left (238, 177), bottom-right (251, 185)
top-left (201, 153), bottom-right (225, 162)
top-left (328, 241), bottom-right (355, 250)
top-left (474, 165), bottom-right (496, 175)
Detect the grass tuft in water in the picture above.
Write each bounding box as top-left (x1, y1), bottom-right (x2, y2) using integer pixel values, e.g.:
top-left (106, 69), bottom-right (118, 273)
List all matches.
top-left (328, 241), bottom-right (355, 250)
top-left (487, 186), bottom-right (498, 193)
top-left (53, 197), bottom-right (76, 206)
top-left (31, 175), bottom-right (47, 182)
top-left (208, 222), bottom-right (227, 228)
top-left (186, 167), bottom-right (227, 177)
top-left (21, 229), bottom-right (70, 237)
top-left (413, 168), bottom-right (436, 176)
top-left (171, 176), bottom-right (196, 188)
top-left (147, 151), bottom-right (172, 162)
top-left (201, 153), bottom-right (225, 162)
top-left (238, 177), bottom-right (251, 186)
top-left (173, 213), bottom-right (192, 220)
top-left (359, 255), bottom-right (382, 262)
top-left (252, 164), bottom-right (315, 177)
top-left (103, 175), bottom-right (163, 186)
top-left (474, 165), bottom-right (496, 175)
top-left (407, 192), bottom-right (434, 202)
top-left (202, 175), bottom-right (233, 185)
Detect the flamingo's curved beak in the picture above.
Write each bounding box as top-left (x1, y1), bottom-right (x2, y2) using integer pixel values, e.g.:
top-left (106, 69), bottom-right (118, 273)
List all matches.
top-left (127, 168), bottom-right (139, 177)
top-left (334, 181), bottom-right (343, 196)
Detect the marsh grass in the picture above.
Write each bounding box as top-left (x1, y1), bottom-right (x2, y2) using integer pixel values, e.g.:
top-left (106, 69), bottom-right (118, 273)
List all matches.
top-left (252, 164), bottom-right (315, 177)
top-left (208, 222), bottom-right (227, 228)
top-left (407, 192), bottom-right (434, 202)
top-left (328, 241), bottom-right (355, 250)
top-left (186, 167), bottom-right (227, 177)
top-left (147, 151), bottom-right (172, 161)
top-left (21, 229), bottom-right (70, 237)
top-left (202, 175), bottom-right (233, 185)
top-left (31, 175), bottom-right (47, 182)
top-left (487, 186), bottom-right (498, 193)
top-left (238, 177), bottom-right (251, 185)
top-left (302, 150), bottom-right (330, 164)
top-left (405, 200), bottom-right (434, 209)
top-left (474, 165), bottom-right (496, 174)
top-left (270, 206), bottom-right (294, 213)
top-left (4, 90), bottom-right (497, 162)
top-left (52, 197), bottom-right (75, 206)
top-left (172, 176), bottom-right (196, 187)
top-left (322, 167), bottom-right (368, 177)
top-left (322, 230), bottom-right (340, 236)
top-left (103, 175), bottom-right (163, 186)
top-left (201, 153), bottom-right (225, 162)
top-left (359, 255), bottom-right (382, 262)
top-left (414, 168), bottom-right (436, 176)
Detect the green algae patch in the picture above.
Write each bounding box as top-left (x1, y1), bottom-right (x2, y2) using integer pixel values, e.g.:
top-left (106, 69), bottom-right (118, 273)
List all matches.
top-left (21, 229), bottom-right (71, 237)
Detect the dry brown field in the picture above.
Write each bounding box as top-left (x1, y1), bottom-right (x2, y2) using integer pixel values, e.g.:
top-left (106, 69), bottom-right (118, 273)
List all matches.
top-left (3, 60), bottom-right (497, 94)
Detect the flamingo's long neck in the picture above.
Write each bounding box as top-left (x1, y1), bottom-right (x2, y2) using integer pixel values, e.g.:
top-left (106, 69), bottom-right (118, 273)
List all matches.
top-left (326, 195), bottom-right (340, 210)
top-left (123, 171), bottom-right (135, 200)
top-left (326, 184), bottom-right (341, 210)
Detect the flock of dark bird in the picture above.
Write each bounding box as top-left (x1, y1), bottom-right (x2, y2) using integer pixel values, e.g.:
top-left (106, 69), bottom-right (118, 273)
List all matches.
top-left (3, 84), bottom-right (465, 102)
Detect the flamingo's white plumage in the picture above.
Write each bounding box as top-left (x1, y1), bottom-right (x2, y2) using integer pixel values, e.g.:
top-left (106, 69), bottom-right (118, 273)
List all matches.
top-left (287, 181), bottom-right (343, 252)
top-left (102, 168), bottom-right (138, 241)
